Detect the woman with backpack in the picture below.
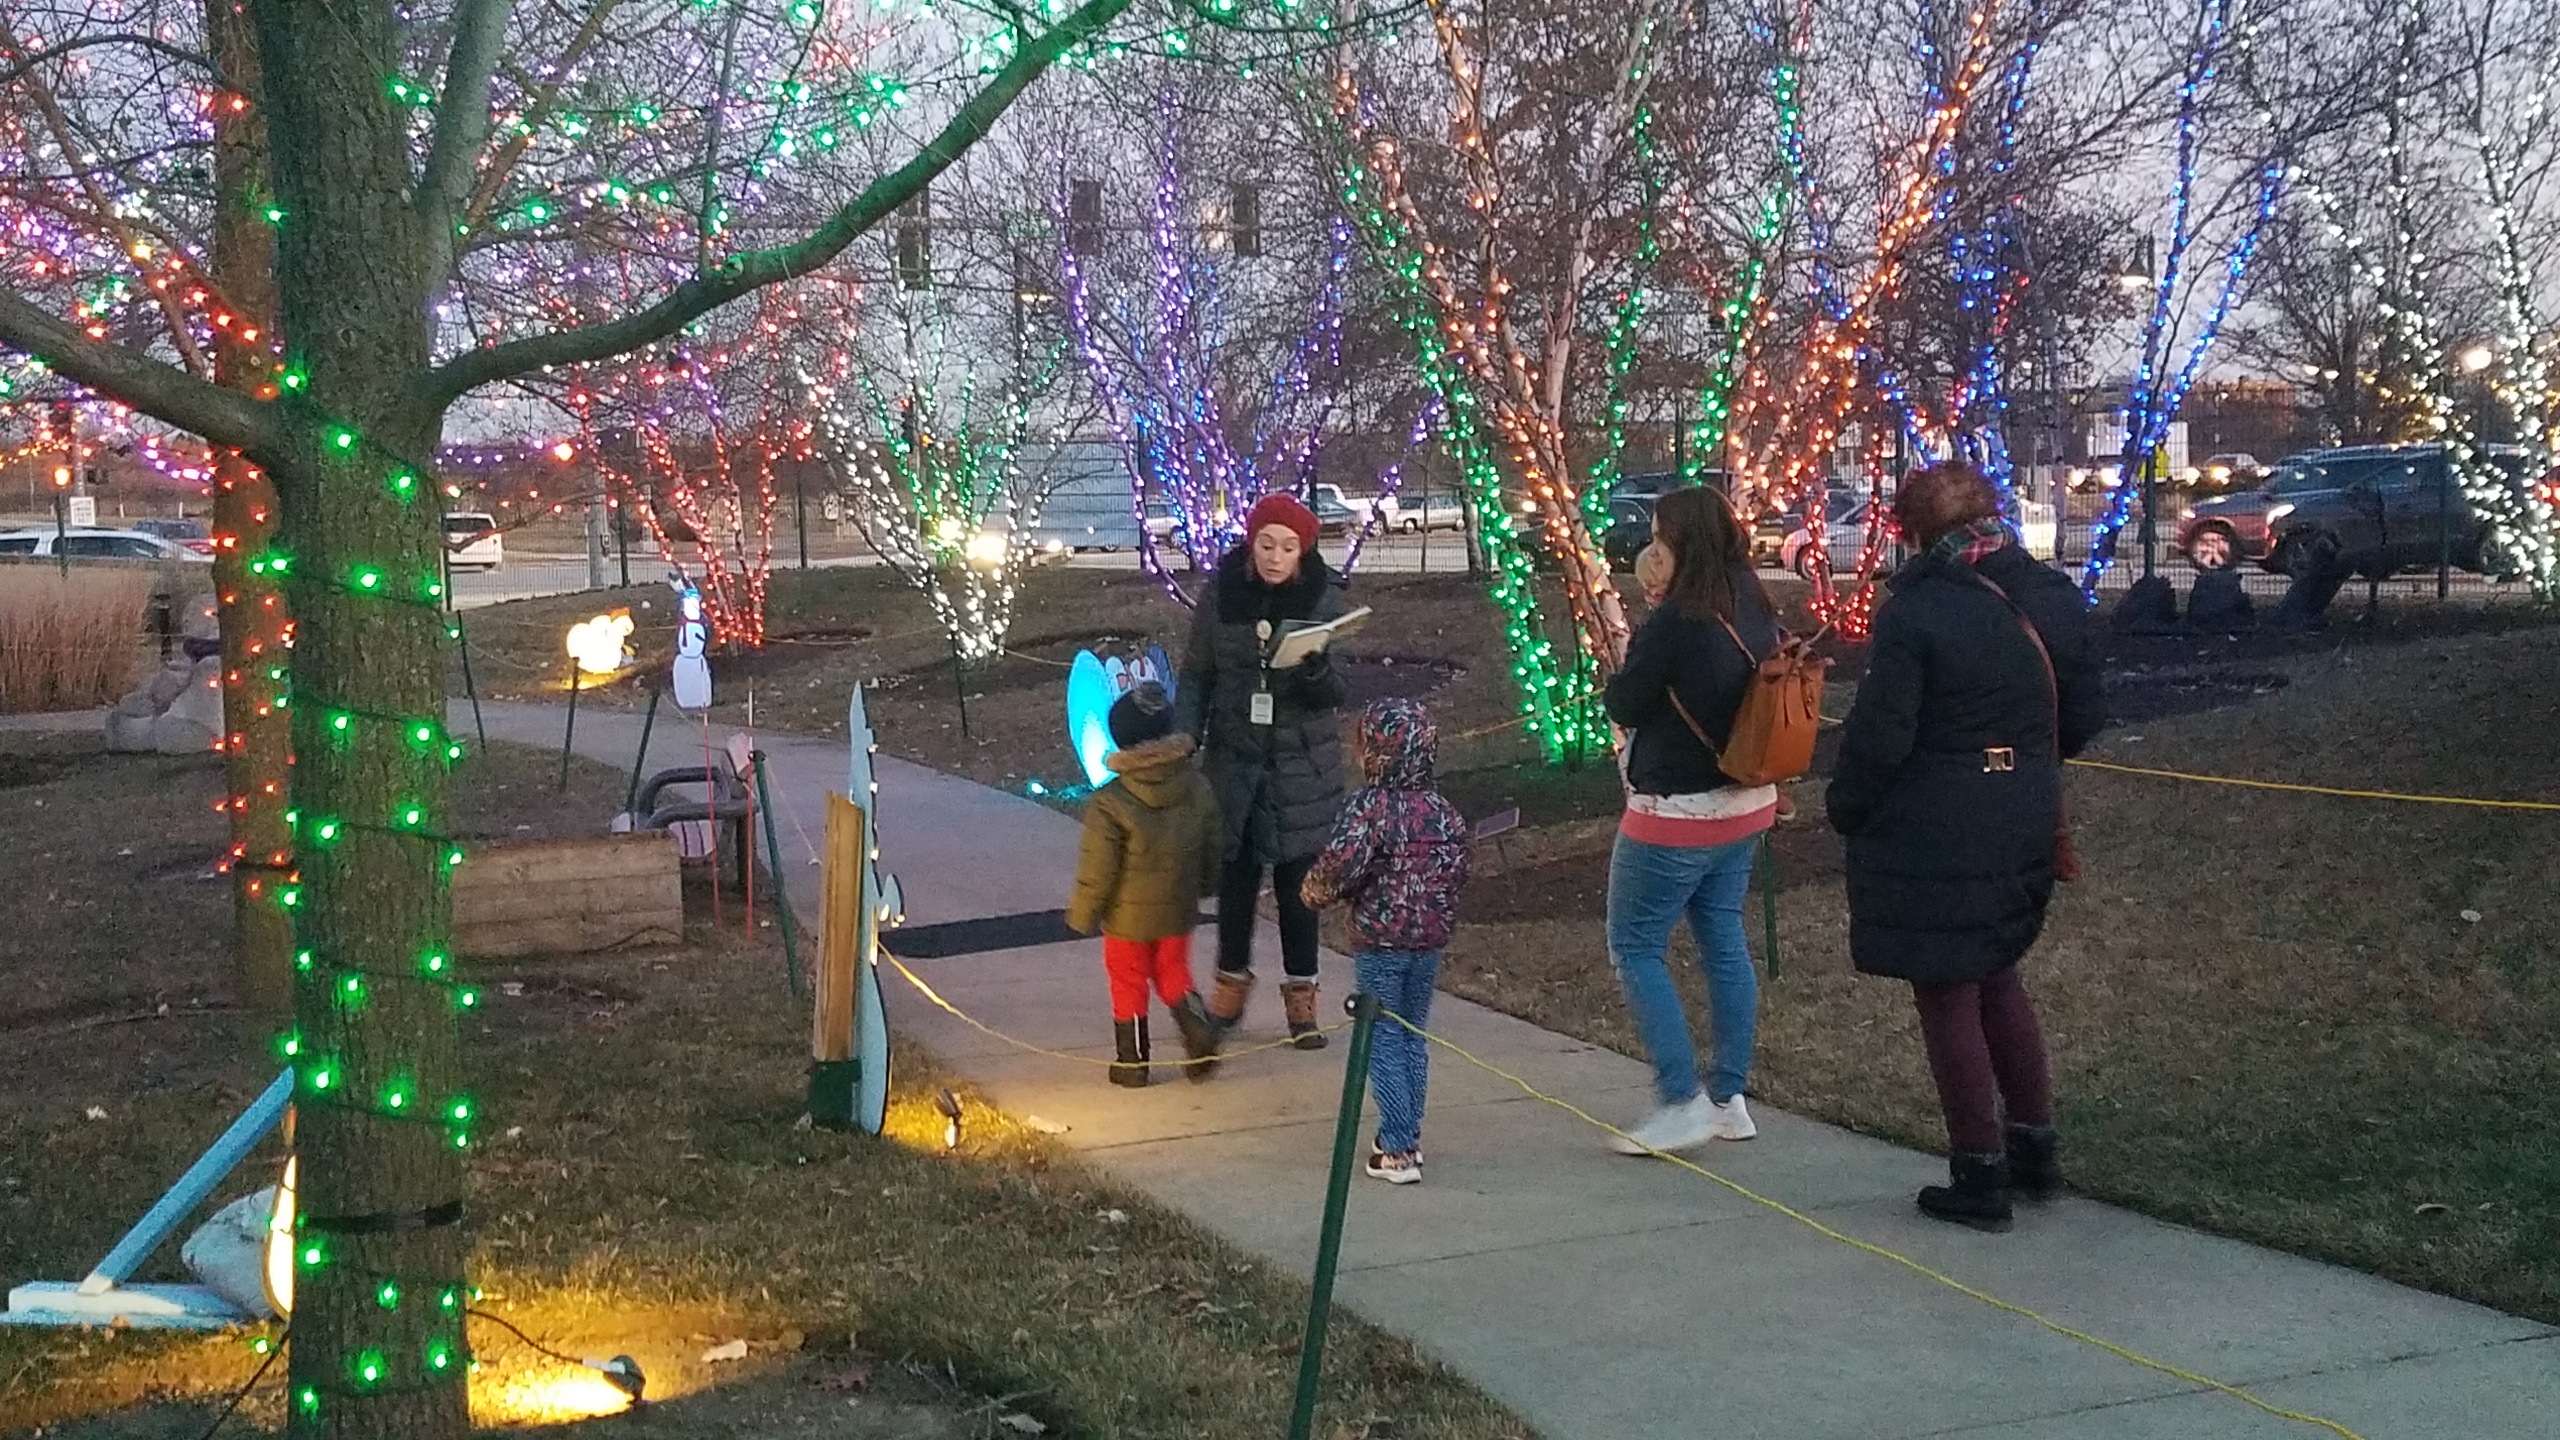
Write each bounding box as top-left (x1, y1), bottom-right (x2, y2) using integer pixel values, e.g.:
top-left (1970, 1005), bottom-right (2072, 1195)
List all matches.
top-left (1601, 486), bottom-right (1784, 1156)
top-left (1828, 461), bottom-right (2104, 1232)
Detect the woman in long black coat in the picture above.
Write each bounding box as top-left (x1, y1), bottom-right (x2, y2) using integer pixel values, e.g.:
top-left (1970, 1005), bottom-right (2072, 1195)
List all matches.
top-left (1828, 461), bottom-right (2105, 1231)
top-left (1173, 493), bottom-right (1348, 1049)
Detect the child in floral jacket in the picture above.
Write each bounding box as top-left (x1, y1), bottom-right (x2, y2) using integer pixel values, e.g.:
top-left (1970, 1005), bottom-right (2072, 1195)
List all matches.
top-left (1301, 698), bottom-right (1472, 1184)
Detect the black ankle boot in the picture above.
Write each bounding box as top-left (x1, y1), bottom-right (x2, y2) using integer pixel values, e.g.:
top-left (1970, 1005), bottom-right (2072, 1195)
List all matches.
top-left (2006, 1123), bottom-right (2062, 1202)
top-left (1110, 1018), bottom-right (1149, 1088)
top-left (1167, 992), bottom-right (1221, 1082)
top-left (1918, 1151), bottom-right (2014, 1232)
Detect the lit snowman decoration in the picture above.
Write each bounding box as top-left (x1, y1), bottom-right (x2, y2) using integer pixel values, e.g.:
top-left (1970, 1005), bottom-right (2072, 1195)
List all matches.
top-left (670, 579), bottom-right (712, 710)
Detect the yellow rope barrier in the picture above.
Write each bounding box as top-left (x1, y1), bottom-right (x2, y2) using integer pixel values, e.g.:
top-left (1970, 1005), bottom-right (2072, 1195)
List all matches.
top-left (1379, 1009), bottom-right (2374, 1440)
top-left (871, 942), bottom-right (2372, 1439)
top-left (1815, 710), bottom-right (2549, 812)
top-left (2066, 758), bottom-right (2560, 812)
top-left (881, 950), bottom-right (1347, 1069)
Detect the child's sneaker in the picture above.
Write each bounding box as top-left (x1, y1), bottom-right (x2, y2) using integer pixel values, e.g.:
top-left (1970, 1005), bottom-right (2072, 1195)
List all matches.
top-left (1365, 1148), bottom-right (1422, 1185)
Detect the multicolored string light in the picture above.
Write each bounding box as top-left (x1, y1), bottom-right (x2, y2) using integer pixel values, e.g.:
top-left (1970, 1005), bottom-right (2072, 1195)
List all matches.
top-left (1727, 0), bottom-right (2002, 636)
top-left (1328, 0), bottom-right (1676, 724)
top-left (811, 281), bottom-right (1067, 660)
top-left (2078, 0), bottom-right (2285, 595)
top-left (1058, 93), bottom-right (1348, 604)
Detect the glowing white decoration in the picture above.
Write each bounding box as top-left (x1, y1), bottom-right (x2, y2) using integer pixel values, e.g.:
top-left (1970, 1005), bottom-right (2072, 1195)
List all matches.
top-left (564, 610), bottom-right (635, 676)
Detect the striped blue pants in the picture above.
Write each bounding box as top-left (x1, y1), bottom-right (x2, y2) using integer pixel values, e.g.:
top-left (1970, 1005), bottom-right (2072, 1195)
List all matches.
top-left (1357, 949), bottom-right (1442, 1155)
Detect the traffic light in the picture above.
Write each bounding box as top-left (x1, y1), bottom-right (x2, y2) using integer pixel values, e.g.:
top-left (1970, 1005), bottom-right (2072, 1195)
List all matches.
top-left (51, 465), bottom-right (72, 490)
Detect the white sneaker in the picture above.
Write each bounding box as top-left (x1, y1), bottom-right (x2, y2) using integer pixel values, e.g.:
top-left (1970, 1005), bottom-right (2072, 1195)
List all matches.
top-left (1704, 1094), bottom-right (1756, 1141)
top-left (1608, 1095), bottom-right (1720, 1156)
top-left (1365, 1148), bottom-right (1422, 1185)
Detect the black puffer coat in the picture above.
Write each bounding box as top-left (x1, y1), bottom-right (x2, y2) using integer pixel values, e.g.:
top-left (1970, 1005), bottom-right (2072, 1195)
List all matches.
top-left (1173, 546), bottom-right (1349, 866)
top-left (1827, 544), bottom-right (2106, 984)
top-left (1604, 565), bottom-right (1783, 797)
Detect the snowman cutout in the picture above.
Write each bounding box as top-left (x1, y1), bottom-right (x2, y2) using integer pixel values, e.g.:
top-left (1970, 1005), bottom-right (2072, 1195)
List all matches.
top-left (671, 580), bottom-right (712, 710)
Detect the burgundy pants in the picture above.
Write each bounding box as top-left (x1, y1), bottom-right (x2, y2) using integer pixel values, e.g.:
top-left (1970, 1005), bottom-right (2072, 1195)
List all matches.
top-left (1910, 966), bottom-right (2053, 1156)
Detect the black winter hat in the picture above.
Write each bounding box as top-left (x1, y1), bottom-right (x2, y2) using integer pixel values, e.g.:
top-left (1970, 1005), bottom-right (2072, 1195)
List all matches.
top-left (1108, 681), bottom-right (1174, 749)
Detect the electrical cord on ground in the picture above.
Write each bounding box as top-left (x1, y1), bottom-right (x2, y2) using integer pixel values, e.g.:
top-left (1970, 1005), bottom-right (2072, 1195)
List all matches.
top-left (466, 1306), bottom-right (586, 1369)
top-left (1375, 1006), bottom-right (2374, 1440)
top-left (191, 1325), bottom-right (284, 1440)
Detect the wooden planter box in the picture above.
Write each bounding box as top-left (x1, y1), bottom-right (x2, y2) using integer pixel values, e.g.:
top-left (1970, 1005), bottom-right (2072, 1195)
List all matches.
top-left (450, 833), bottom-right (684, 958)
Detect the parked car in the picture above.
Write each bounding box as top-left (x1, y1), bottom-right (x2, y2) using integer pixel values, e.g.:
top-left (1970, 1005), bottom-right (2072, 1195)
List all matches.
top-left (1780, 491), bottom-right (1893, 579)
top-left (1311, 490), bottom-right (1361, 539)
top-left (2194, 452), bottom-right (2266, 490)
top-left (2066, 461), bottom-right (2124, 493)
top-left (441, 511), bottom-right (504, 570)
top-left (0, 526), bottom-right (210, 563)
top-left (1313, 483), bottom-right (1397, 532)
top-left (1607, 470), bottom-right (1691, 505)
top-left (132, 516), bottom-right (215, 556)
top-left (2176, 443), bottom-right (2534, 577)
top-left (1391, 493), bottom-right (1468, 533)
top-left (1601, 494), bottom-right (1656, 572)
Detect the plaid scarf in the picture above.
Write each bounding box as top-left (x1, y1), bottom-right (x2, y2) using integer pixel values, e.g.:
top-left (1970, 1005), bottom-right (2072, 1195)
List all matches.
top-left (1929, 516), bottom-right (2012, 568)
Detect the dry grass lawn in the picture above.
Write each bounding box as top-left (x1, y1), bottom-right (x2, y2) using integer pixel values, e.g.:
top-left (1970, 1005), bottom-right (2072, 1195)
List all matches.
top-left (0, 736), bottom-right (1529, 1440)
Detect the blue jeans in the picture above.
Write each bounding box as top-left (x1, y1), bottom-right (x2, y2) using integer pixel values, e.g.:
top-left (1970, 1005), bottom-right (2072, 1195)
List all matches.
top-left (1356, 949), bottom-right (1440, 1155)
top-left (1607, 832), bottom-right (1761, 1106)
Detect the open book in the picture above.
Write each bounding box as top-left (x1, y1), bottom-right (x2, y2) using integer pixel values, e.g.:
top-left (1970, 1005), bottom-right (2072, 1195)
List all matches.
top-left (1269, 606), bottom-right (1372, 669)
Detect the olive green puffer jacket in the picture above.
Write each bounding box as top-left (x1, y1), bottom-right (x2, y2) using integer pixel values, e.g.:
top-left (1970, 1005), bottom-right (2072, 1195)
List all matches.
top-left (1067, 736), bottom-right (1224, 941)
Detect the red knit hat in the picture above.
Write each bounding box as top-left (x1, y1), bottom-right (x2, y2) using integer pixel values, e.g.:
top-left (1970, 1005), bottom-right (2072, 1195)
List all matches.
top-left (1244, 493), bottom-right (1320, 550)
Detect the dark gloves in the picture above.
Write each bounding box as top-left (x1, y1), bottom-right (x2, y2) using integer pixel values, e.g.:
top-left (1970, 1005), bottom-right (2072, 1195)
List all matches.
top-left (1280, 651), bottom-right (1346, 709)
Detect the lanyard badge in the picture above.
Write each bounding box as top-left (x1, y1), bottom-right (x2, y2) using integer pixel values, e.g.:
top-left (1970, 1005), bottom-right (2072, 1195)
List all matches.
top-left (1251, 619), bottom-right (1276, 725)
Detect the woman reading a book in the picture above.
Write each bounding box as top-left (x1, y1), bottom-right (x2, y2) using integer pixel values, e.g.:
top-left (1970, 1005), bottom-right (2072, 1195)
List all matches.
top-left (1174, 493), bottom-right (1349, 1049)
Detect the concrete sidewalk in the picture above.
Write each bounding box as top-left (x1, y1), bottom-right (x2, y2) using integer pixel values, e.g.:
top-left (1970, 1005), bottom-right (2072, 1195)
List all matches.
top-left (462, 699), bottom-right (2555, 1440)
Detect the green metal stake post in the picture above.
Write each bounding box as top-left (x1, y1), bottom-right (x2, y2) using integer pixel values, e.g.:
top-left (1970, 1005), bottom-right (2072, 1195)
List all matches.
top-left (1287, 992), bottom-right (1380, 1440)
top-left (749, 750), bottom-right (802, 997)
top-left (1759, 832), bottom-right (1781, 979)
top-left (453, 614), bottom-right (489, 755)
top-left (624, 684), bottom-right (662, 816)
top-left (558, 663), bottom-right (583, 792)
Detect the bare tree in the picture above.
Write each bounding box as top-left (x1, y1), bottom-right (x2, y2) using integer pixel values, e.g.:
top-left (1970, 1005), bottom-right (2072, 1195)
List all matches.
top-left (0, 3), bottom-right (1274, 1434)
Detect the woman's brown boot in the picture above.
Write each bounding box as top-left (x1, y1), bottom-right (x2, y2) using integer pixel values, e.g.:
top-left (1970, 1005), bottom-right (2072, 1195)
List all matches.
top-left (1207, 968), bottom-right (1254, 1039)
top-left (1280, 979), bottom-right (1327, 1050)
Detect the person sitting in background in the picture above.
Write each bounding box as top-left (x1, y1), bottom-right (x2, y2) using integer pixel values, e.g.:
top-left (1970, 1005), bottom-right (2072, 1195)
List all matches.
top-left (1827, 461), bottom-right (2104, 1231)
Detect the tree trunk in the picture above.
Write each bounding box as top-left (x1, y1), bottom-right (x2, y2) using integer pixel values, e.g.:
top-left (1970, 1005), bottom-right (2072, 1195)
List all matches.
top-left (246, 3), bottom-right (468, 1435)
top-left (209, 0), bottom-right (295, 1016)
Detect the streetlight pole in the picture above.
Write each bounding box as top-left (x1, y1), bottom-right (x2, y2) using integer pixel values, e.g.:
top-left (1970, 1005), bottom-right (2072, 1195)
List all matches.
top-left (2138, 446), bottom-right (2161, 580)
top-left (795, 464), bottom-right (810, 571)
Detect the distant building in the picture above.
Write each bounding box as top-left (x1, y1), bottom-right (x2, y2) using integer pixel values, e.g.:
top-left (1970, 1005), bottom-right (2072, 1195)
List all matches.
top-left (2067, 377), bottom-right (2301, 467)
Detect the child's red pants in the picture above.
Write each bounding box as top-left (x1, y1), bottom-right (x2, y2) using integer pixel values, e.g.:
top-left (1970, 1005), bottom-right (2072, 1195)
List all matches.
top-left (1103, 934), bottom-right (1197, 1022)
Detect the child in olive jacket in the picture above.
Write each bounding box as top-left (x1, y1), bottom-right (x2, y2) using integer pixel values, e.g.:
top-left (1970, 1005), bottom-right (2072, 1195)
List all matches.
top-left (1068, 682), bottom-right (1225, 1086)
